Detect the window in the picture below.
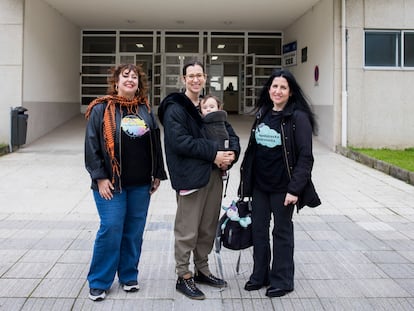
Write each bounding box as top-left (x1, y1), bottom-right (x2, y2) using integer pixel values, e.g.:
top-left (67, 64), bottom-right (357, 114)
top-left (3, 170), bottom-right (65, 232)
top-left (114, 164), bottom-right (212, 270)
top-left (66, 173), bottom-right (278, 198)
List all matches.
top-left (248, 37), bottom-right (281, 55)
top-left (119, 36), bottom-right (153, 53)
top-left (165, 34), bottom-right (199, 53)
top-left (83, 36), bottom-right (116, 54)
top-left (365, 30), bottom-right (414, 68)
top-left (404, 32), bottom-right (414, 66)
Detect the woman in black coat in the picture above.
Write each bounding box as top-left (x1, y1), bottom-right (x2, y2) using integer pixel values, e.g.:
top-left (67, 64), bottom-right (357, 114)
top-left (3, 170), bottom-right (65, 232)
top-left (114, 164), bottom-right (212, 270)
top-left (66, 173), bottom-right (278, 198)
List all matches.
top-left (240, 69), bottom-right (318, 298)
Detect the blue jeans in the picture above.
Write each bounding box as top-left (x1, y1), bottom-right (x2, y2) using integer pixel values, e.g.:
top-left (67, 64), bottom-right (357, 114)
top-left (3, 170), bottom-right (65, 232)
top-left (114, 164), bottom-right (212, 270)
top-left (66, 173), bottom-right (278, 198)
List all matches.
top-left (87, 185), bottom-right (151, 290)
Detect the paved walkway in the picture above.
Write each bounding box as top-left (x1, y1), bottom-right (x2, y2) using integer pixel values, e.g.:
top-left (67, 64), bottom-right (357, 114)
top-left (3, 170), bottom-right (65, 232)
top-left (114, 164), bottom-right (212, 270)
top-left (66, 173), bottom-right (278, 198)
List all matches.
top-left (1, 114), bottom-right (414, 311)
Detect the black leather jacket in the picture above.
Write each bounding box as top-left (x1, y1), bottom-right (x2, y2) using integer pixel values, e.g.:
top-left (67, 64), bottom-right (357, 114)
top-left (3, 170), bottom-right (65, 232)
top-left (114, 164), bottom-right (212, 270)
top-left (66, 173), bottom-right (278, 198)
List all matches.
top-left (84, 102), bottom-right (167, 192)
top-left (239, 103), bottom-right (314, 202)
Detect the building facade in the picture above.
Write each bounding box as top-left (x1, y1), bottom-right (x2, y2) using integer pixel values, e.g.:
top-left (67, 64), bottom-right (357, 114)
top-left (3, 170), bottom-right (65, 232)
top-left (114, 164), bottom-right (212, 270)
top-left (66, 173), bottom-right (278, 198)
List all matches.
top-left (1, 0), bottom-right (413, 150)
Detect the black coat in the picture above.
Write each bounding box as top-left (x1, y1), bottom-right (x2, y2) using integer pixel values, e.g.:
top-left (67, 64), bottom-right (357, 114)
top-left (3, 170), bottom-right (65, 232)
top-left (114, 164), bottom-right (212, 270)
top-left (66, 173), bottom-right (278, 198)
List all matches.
top-left (158, 93), bottom-right (240, 191)
top-left (239, 103), bottom-right (320, 211)
top-left (84, 102), bottom-right (167, 192)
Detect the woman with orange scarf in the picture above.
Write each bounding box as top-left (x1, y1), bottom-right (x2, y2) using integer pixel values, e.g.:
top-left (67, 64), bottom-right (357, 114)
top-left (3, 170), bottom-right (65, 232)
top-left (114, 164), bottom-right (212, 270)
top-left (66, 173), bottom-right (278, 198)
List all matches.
top-left (84, 64), bottom-right (167, 301)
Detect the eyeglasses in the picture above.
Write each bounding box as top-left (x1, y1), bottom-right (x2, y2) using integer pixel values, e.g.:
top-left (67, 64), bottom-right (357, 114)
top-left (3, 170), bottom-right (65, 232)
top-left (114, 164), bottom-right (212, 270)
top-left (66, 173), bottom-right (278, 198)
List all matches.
top-left (185, 73), bottom-right (206, 80)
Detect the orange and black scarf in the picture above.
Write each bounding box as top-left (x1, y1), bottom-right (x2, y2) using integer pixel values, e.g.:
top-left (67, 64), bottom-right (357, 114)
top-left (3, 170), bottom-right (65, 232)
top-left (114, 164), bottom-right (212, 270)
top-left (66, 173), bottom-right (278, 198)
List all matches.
top-left (85, 95), bottom-right (151, 184)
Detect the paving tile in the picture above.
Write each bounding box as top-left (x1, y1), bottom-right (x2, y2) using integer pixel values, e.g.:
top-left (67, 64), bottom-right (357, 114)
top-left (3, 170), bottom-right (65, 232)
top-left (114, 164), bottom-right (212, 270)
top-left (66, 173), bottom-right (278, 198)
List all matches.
top-left (383, 240), bottom-right (414, 251)
top-left (354, 279), bottom-right (409, 297)
top-left (11, 229), bottom-right (48, 240)
top-left (362, 250), bottom-right (409, 264)
top-left (4, 262), bottom-right (54, 278)
top-left (0, 250), bottom-right (26, 263)
top-left (21, 298), bottom-right (75, 311)
top-left (46, 263), bottom-right (89, 279)
top-left (399, 251), bottom-right (414, 262)
top-left (370, 231), bottom-right (410, 240)
top-left (19, 250), bottom-right (63, 263)
top-left (58, 250), bottom-right (91, 264)
top-left (272, 298), bottom-right (324, 311)
top-left (32, 238), bottom-right (74, 251)
top-left (306, 230), bottom-right (344, 240)
top-left (0, 229), bottom-right (16, 239)
top-left (401, 231), bottom-right (414, 239)
top-left (320, 297), bottom-right (413, 311)
top-left (378, 263), bottom-right (414, 278)
top-left (0, 279), bottom-right (41, 297)
top-left (0, 239), bottom-right (38, 250)
top-left (395, 279), bottom-right (414, 296)
top-left (0, 298), bottom-right (26, 311)
top-left (357, 221), bottom-right (396, 231)
top-left (31, 279), bottom-right (85, 298)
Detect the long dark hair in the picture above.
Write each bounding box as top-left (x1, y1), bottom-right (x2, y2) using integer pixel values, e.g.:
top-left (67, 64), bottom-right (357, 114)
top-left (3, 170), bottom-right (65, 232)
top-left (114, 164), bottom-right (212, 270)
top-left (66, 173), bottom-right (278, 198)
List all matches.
top-left (256, 68), bottom-right (318, 134)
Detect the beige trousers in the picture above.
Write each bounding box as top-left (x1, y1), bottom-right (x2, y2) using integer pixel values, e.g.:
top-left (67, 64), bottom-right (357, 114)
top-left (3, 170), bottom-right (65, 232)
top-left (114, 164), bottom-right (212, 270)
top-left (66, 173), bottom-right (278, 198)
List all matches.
top-left (174, 169), bottom-right (223, 277)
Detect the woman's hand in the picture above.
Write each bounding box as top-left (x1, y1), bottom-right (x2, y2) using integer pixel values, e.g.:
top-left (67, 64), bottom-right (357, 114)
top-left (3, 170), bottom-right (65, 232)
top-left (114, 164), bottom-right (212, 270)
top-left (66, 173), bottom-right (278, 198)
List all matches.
top-left (150, 178), bottom-right (160, 195)
top-left (214, 151), bottom-right (235, 169)
top-left (97, 178), bottom-right (114, 200)
top-left (284, 193), bottom-right (298, 206)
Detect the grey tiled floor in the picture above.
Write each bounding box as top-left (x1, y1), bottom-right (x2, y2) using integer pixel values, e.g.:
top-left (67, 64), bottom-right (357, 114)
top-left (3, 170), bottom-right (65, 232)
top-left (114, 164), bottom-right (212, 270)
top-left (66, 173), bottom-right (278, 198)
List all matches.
top-left (1, 114), bottom-right (414, 310)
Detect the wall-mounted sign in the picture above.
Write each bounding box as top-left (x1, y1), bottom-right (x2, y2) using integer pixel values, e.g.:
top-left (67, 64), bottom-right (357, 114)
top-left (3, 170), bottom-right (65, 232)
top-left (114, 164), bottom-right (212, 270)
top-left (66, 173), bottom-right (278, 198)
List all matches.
top-left (282, 41), bottom-right (297, 67)
top-left (301, 47), bottom-right (308, 63)
top-left (314, 65), bottom-right (319, 86)
top-left (314, 65), bottom-right (319, 82)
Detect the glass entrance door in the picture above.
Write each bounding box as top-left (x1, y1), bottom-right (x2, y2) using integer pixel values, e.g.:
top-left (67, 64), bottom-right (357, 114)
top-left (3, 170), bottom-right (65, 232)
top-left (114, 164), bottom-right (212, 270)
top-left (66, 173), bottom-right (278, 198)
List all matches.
top-left (81, 30), bottom-right (282, 113)
top-left (206, 63), bottom-right (224, 101)
top-left (206, 55), bottom-right (243, 113)
top-left (244, 53), bottom-right (256, 113)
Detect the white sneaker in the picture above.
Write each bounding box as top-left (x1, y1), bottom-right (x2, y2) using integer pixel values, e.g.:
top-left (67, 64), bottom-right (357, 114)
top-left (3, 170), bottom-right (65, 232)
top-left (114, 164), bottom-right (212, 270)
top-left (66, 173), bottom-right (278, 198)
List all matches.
top-left (89, 288), bottom-right (106, 301)
top-left (123, 281), bottom-right (140, 292)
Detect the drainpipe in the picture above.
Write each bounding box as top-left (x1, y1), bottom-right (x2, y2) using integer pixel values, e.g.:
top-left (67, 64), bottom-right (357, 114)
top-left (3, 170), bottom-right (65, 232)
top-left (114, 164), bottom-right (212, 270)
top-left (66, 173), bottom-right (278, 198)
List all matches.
top-left (341, 0), bottom-right (348, 147)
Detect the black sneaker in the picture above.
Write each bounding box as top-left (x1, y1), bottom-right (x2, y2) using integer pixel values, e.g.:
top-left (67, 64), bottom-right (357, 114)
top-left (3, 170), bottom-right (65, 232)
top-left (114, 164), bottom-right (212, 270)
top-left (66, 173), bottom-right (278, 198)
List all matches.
top-left (176, 277), bottom-right (205, 300)
top-left (194, 272), bottom-right (227, 288)
top-left (89, 288), bottom-right (106, 301)
top-left (123, 280), bottom-right (139, 292)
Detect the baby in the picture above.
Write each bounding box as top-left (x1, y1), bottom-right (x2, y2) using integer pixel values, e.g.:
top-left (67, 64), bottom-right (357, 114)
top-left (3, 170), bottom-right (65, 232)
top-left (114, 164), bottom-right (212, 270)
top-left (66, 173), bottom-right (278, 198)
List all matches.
top-left (200, 95), bottom-right (231, 179)
top-left (179, 95), bottom-right (233, 196)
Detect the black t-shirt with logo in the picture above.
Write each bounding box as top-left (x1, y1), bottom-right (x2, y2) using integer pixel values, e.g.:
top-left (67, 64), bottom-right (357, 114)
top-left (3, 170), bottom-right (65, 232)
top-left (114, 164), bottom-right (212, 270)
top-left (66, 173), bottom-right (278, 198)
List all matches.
top-left (120, 114), bottom-right (152, 187)
top-left (254, 111), bottom-right (289, 193)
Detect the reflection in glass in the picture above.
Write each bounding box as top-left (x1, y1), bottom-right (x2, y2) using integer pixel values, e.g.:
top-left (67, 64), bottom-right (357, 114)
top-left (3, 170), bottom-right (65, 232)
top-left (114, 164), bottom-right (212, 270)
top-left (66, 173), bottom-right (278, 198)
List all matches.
top-left (83, 36), bottom-right (116, 53)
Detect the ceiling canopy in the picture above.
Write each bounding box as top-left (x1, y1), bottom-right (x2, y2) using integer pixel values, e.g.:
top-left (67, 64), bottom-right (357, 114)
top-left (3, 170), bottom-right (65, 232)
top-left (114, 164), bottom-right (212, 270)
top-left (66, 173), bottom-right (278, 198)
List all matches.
top-left (42, 0), bottom-right (320, 30)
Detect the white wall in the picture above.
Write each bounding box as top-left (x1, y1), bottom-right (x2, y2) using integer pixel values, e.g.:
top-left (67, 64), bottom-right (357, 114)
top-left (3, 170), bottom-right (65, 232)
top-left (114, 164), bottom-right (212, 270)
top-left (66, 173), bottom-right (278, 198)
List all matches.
top-left (283, 0), bottom-right (338, 149)
top-left (23, 0), bottom-right (81, 143)
top-left (347, 0), bottom-right (414, 148)
top-left (0, 0), bottom-right (24, 146)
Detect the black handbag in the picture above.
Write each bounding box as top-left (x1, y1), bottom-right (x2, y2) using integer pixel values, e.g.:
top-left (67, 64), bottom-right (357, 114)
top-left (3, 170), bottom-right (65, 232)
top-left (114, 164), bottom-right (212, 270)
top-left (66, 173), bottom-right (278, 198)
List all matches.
top-left (218, 200), bottom-right (253, 250)
top-left (214, 199), bottom-right (253, 278)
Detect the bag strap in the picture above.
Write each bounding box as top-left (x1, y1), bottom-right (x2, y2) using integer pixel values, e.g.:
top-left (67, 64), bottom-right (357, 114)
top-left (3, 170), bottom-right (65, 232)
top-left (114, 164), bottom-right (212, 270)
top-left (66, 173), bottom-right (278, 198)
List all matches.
top-left (235, 251), bottom-right (242, 274)
top-left (214, 215), bottom-right (225, 279)
top-left (223, 171), bottom-right (230, 198)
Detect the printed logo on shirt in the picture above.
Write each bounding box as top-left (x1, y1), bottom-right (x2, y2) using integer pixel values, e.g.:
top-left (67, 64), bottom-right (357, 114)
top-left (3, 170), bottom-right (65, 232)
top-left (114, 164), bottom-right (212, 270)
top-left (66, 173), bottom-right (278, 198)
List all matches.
top-left (255, 123), bottom-right (281, 148)
top-left (121, 115), bottom-right (149, 138)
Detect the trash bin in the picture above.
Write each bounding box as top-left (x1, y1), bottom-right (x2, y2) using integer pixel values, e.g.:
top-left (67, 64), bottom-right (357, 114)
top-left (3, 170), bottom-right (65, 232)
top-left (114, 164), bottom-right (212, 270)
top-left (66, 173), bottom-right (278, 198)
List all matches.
top-left (11, 106), bottom-right (28, 147)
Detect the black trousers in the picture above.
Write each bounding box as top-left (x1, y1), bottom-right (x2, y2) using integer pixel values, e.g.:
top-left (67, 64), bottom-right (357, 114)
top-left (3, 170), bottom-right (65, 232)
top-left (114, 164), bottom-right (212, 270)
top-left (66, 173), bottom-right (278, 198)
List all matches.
top-left (249, 188), bottom-right (295, 290)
